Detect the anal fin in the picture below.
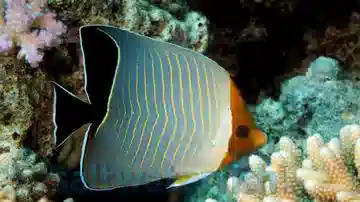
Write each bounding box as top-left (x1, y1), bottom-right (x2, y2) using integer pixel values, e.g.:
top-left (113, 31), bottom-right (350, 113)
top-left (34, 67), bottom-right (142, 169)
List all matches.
top-left (56, 123), bottom-right (92, 169)
top-left (167, 173), bottom-right (212, 188)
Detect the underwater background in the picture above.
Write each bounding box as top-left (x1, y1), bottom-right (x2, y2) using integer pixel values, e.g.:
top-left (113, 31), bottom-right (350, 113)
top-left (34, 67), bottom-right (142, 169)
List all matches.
top-left (1, 0), bottom-right (360, 201)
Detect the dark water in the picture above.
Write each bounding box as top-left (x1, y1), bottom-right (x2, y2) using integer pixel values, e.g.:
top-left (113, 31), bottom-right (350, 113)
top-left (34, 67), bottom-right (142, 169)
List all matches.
top-left (50, 146), bottom-right (269, 202)
top-left (53, 169), bottom-right (175, 202)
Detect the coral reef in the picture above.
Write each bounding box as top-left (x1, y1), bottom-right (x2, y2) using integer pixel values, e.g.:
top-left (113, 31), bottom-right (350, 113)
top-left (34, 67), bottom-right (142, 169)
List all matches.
top-left (184, 56), bottom-right (360, 202)
top-left (0, 0), bottom-right (66, 67)
top-left (0, 56), bottom-right (54, 157)
top-left (27, 70), bottom-right (54, 157)
top-left (0, 56), bottom-right (57, 201)
top-left (3, 0), bottom-right (360, 202)
top-left (0, 0), bottom-right (67, 157)
top-left (255, 56), bottom-right (360, 143)
top-left (304, 12), bottom-right (360, 71)
top-left (183, 152), bottom-right (270, 202)
top-left (0, 57), bottom-right (33, 145)
top-left (205, 20), bottom-right (268, 77)
top-left (227, 136), bottom-right (309, 201)
top-left (49, 0), bottom-right (209, 52)
top-left (186, 1), bottom-right (360, 102)
top-left (0, 0), bottom-right (213, 201)
top-left (225, 123), bottom-right (360, 202)
top-left (0, 142), bottom-right (60, 202)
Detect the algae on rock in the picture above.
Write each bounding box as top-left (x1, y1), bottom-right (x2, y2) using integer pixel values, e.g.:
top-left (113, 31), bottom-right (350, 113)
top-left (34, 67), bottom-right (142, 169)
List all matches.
top-left (49, 0), bottom-right (210, 52)
top-left (0, 56), bottom-right (54, 156)
top-left (0, 57), bottom-right (33, 145)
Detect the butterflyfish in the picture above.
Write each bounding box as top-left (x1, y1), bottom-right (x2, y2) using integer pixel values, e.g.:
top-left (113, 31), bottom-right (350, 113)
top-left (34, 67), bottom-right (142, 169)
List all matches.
top-left (51, 24), bottom-right (267, 190)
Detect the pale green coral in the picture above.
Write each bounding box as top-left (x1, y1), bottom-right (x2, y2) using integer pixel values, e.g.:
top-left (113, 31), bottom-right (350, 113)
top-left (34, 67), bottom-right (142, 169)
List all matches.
top-left (0, 141), bottom-right (60, 202)
top-left (255, 56), bottom-right (360, 143)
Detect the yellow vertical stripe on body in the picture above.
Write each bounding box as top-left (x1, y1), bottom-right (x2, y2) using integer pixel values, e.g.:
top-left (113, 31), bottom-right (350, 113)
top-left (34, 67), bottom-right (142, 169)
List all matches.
top-left (132, 49), bottom-right (150, 166)
top-left (150, 49), bottom-right (169, 168)
top-left (140, 49), bottom-right (160, 168)
top-left (121, 70), bottom-right (134, 150)
top-left (190, 144), bottom-right (198, 170)
top-left (208, 65), bottom-right (218, 110)
top-left (160, 51), bottom-right (178, 169)
top-left (116, 84), bottom-right (125, 141)
top-left (193, 56), bottom-right (205, 133)
top-left (185, 56), bottom-right (204, 163)
top-left (202, 62), bottom-right (213, 138)
top-left (171, 52), bottom-right (188, 165)
top-left (180, 55), bottom-right (197, 164)
top-left (127, 61), bottom-right (142, 154)
top-left (114, 120), bottom-right (119, 138)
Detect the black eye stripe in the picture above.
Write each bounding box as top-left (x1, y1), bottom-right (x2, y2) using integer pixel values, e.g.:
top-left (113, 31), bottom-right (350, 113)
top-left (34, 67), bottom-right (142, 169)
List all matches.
top-left (236, 125), bottom-right (249, 138)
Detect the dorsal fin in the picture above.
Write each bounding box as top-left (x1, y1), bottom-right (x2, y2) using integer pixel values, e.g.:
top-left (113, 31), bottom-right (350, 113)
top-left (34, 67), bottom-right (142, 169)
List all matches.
top-left (79, 25), bottom-right (120, 118)
top-left (51, 26), bottom-right (120, 150)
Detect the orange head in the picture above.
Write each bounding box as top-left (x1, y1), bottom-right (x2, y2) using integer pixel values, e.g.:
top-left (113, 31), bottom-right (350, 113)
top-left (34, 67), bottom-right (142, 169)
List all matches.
top-left (220, 79), bottom-right (267, 167)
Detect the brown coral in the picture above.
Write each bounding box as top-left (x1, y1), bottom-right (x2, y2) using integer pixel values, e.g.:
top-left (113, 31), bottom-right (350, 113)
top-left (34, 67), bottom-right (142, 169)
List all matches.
top-left (0, 55), bottom-right (56, 157)
top-left (304, 12), bottom-right (360, 71)
top-left (0, 57), bottom-right (34, 146)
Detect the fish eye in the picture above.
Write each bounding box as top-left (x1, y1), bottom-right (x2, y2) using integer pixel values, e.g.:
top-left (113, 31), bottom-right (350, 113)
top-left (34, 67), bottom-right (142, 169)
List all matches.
top-left (235, 125), bottom-right (249, 138)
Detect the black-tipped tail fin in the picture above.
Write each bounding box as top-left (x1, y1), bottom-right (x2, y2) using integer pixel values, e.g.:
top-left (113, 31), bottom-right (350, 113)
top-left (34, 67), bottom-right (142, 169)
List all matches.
top-left (51, 82), bottom-right (94, 149)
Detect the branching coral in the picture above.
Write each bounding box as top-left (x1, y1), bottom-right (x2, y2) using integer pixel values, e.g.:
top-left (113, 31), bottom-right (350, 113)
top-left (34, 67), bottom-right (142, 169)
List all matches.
top-left (0, 0), bottom-right (66, 67)
top-left (226, 124), bottom-right (360, 202)
top-left (298, 125), bottom-right (360, 201)
top-left (228, 136), bottom-right (309, 202)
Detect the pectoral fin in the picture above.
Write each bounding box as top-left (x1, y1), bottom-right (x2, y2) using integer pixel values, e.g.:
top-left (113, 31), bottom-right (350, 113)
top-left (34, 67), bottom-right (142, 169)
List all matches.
top-left (167, 173), bottom-right (212, 188)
